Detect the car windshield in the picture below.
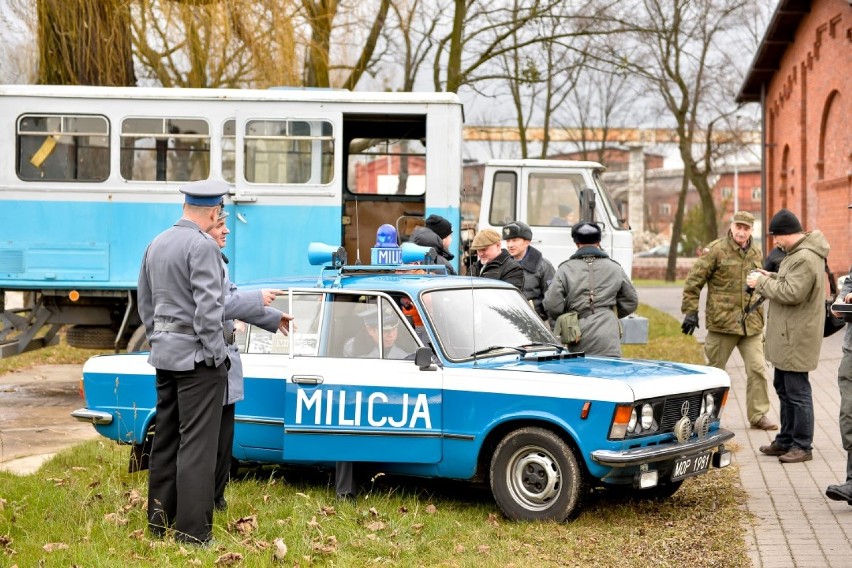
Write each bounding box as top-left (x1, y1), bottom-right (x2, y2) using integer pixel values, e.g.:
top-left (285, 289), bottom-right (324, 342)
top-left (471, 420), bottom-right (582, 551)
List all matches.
top-left (421, 287), bottom-right (557, 361)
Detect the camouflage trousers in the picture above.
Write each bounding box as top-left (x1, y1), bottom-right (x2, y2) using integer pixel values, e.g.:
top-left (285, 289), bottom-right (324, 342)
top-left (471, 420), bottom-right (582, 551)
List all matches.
top-left (704, 331), bottom-right (770, 426)
top-left (838, 347), bottom-right (852, 481)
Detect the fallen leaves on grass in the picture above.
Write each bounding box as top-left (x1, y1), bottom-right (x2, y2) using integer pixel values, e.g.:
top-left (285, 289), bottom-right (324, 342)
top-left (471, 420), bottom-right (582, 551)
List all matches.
top-left (214, 552), bottom-right (243, 565)
top-left (365, 521), bottom-right (384, 532)
top-left (42, 542), bottom-right (69, 552)
top-left (424, 504), bottom-right (437, 514)
top-left (103, 512), bottom-right (128, 526)
top-left (272, 538), bottom-right (288, 562)
top-left (229, 515), bottom-right (258, 536)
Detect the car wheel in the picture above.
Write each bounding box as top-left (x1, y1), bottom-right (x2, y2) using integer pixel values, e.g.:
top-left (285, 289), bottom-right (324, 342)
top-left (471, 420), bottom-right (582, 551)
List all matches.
top-left (489, 426), bottom-right (586, 521)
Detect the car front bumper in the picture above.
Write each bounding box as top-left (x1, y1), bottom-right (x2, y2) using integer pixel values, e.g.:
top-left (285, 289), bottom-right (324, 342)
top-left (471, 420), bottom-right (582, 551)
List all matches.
top-left (590, 428), bottom-right (734, 467)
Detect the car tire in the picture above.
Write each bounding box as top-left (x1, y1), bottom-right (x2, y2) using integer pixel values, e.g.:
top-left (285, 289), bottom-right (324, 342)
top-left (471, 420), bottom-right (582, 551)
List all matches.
top-left (489, 426), bottom-right (586, 521)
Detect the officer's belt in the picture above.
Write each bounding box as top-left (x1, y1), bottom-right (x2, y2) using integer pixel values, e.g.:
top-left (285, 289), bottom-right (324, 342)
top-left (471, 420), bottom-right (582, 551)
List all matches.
top-left (153, 321), bottom-right (195, 335)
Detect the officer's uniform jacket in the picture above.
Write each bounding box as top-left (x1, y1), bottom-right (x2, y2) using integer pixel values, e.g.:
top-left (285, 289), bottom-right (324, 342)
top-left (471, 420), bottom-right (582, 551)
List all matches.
top-left (222, 260), bottom-right (283, 405)
top-left (841, 268), bottom-right (852, 352)
top-left (681, 232), bottom-right (764, 336)
top-left (137, 218), bottom-right (227, 371)
top-left (753, 230), bottom-right (830, 372)
top-left (471, 249), bottom-right (525, 290)
top-left (517, 245), bottom-right (556, 320)
top-left (543, 246), bottom-right (638, 357)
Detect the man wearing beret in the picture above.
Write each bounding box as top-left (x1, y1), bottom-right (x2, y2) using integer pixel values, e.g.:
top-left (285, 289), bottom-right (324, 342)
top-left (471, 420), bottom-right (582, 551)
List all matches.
top-left (544, 222), bottom-right (638, 357)
top-left (138, 179), bottom-right (229, 544)
top-left (746, 208), bottom-right (830, 464)
top-left (469, 228), bottom-right (524, 290)
top-left (826, 203), bottom-right (852, 504)
top-left (503, 220), bottom-right (555, 322)
top-left (681, 211), bottom-right (777, 431)
top-left (410, 214), bottom-right (457, 275)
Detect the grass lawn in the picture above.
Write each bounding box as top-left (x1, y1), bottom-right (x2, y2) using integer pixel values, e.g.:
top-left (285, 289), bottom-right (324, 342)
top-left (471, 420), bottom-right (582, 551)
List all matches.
top-left (0, 308), bottom-right (749, 566)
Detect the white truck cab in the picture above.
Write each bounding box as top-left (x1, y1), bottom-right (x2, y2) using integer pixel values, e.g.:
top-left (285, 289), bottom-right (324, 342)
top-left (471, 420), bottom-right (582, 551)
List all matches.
top-left (477, 159), bottom-right (633, 275)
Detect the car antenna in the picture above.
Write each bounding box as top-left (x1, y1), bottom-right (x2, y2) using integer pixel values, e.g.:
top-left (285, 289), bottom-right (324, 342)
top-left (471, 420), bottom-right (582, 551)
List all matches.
top-left (464, 185), bottom-right (479, 365)
top-left (354, 196), bottom-right (362, 265)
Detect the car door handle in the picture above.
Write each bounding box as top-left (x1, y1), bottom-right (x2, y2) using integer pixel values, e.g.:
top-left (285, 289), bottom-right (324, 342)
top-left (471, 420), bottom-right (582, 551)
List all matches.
top-left (291, 375), bottom-right (324, 385)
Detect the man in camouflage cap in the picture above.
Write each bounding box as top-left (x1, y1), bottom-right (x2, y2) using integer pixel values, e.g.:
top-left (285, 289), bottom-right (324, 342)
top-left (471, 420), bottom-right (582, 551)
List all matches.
top-left (681, 211), bottom-right (777, 430)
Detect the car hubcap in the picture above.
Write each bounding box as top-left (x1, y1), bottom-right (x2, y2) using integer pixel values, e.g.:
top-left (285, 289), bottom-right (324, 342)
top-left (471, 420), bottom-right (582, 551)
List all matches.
top-left (507, 445), bottom-right (561, 510)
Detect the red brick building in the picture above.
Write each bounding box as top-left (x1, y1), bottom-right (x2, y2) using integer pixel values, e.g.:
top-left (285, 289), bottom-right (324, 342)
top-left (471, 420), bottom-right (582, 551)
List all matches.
top-left (738, 0), bottom-right (852, 274)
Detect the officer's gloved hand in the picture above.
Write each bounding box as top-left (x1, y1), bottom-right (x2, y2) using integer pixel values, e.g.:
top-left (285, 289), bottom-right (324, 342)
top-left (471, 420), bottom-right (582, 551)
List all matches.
top-left (681, 313), bottom-right (699, 335)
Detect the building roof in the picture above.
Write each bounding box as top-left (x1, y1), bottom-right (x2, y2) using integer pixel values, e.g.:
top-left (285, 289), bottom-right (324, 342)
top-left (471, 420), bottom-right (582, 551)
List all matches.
top-left (736, 0), bottom-right (812, 103)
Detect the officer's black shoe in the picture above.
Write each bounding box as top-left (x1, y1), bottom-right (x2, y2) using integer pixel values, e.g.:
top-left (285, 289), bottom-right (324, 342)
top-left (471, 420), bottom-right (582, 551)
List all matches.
top-left (214, 496), bottom-right (227, 511)
top-left (336, 492), bottom-right (355, 502)
top-left (825, 482), bottom-right (852, 505)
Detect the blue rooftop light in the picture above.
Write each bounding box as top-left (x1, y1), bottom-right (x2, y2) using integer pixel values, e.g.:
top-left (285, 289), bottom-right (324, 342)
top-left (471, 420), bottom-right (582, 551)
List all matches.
top-left (375, 224), bottom-right (398, 248)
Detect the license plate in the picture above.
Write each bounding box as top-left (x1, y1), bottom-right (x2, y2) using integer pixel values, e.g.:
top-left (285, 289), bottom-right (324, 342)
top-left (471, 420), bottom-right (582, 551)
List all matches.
top-left (671, 451), bottom-right (712, 480)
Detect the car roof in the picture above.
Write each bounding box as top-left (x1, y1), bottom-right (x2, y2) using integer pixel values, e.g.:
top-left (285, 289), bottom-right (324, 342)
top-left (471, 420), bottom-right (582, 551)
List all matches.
top-left (238, 272), bottom-right (518, 295)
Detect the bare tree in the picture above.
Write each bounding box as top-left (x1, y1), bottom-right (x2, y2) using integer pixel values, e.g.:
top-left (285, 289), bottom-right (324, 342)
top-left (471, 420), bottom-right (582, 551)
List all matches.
top-left (381, 0), bottom-right (446, 92)
top-left (37, 0), bottom-right (136, 86)
top-left (132, 0), bottom-right (301, 88)
top-left (300, 0), bottom-right (391, 89)
top-left (604, 0), bottom-right (751, 280)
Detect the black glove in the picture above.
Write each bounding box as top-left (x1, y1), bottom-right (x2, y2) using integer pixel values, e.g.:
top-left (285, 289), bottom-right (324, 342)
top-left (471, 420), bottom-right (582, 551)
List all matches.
top-left (681, 313), bottom-right (699, 335)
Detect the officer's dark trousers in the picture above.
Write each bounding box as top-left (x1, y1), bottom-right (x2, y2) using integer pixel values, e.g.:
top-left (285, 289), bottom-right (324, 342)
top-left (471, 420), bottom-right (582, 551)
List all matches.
top-left (214, 403), bottom-right (236, 504)
top-left (148, 362), bottom-right (226, 543)
top-left (772, 368), bottom-right (814, 452)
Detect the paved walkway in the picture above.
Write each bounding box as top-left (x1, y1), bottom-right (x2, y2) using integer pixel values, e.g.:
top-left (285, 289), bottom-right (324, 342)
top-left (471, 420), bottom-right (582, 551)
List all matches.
top-left (638, 286), bottom-right (852, 568)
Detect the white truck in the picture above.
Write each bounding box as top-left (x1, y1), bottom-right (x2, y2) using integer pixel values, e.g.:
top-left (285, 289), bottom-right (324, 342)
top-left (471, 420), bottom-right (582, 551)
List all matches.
top-left (474, 159), bottom-right (633, 274)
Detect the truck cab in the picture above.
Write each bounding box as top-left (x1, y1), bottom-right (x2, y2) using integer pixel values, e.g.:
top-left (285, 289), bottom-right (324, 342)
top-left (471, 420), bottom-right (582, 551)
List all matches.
top-left (476, 159), bottom-right (632, 274)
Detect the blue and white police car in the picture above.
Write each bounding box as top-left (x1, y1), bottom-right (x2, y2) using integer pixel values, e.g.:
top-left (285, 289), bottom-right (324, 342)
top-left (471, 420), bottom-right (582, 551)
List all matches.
top-left (73, 242), bottom-right (733, 522)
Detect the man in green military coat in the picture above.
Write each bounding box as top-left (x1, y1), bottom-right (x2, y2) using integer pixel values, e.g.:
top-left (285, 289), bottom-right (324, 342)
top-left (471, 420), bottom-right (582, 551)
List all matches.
top-left (681, 211), bottom-right (777, 431)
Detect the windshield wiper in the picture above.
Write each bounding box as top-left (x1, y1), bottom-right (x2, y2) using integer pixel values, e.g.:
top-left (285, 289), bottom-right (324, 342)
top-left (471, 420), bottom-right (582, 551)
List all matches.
top-left (470, 345), bottom-right (527, 358)
top-left (518, 342), bottom-right (565, 353)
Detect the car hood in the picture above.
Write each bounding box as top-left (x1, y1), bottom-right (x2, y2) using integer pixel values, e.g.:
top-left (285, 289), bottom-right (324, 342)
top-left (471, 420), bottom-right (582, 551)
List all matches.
top-left (464, 354), bottom-right (729, 401)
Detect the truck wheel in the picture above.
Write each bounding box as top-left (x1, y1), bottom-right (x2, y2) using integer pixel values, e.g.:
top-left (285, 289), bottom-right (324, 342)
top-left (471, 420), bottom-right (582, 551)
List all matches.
top-left (127, 325), bottom-right (150, 352)
top-left (489, 427), bottom-right (586, 521)
top-left (66, 325), bottom-right (125, 350)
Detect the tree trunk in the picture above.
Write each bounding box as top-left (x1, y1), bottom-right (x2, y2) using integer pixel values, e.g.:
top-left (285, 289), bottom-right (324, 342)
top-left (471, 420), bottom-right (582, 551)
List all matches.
top-left (666, 175), bottom-right (689, 282)
top-left (37, 0), bottom-right (136, 86)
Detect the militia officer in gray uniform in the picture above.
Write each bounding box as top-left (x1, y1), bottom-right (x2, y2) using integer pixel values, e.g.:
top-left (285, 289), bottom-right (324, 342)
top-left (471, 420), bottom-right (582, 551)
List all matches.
top-left (502, 220), bottom-right (555, 322)
top-left (827, 261), bottom-right (852, 504)
top-left (137, 179), bottom-right (229, 545)
top-left (681, 211), bottom-right (777, 431)
top-left (206, 209), bottom-right (294, 511)
top-left (543, 222), bottom-right (638, 357)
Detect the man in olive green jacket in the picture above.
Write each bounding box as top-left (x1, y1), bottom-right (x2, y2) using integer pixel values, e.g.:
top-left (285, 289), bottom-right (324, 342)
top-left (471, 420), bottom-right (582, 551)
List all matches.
top-left (681, 211), bottom-right (776, 430)
top-left (747, 209), bottom-right (830, 464)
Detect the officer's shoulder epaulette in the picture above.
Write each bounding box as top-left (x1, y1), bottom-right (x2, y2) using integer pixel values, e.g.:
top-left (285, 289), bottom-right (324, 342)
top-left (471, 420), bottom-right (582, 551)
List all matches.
top-left (702, 238), bottom-right (725, 255)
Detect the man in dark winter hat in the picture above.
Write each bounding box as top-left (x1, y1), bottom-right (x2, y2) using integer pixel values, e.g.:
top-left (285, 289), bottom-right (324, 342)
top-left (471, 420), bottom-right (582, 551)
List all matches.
top-left (410, 214), bottom-right (456, 274)
top-left (503, 221), bottom-right (555, 321)
top-left (544, 222), bottom-right (637, 357)
top-left (747, 208), bottom-right (829, 464)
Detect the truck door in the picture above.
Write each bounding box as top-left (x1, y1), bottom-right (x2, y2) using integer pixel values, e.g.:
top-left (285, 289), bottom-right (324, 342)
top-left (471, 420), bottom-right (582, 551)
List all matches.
top-left (283, 290), bottom-right (442, 463)
top-left (230, 111), bottom-right (343, 282)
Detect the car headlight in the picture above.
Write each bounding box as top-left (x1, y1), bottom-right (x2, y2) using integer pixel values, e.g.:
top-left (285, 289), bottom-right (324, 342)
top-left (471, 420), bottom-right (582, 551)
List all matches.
top-left (641, 404), bottom-right (654, 429)
top-left (704, 392), bottom-right (715, 416)
top-left (628, 408), bottom-right (638, 433)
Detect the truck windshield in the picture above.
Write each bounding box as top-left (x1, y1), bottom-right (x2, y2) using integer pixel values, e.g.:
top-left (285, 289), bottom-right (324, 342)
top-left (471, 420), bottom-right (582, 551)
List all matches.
top-left (421, 287), bottom-right (556, 361)
top-left (593, 172), bottom-right (628, 230)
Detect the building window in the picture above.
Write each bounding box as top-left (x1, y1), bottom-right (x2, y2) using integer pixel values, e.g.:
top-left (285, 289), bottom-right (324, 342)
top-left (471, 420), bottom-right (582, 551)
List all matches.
top-left (659, 203), bottom-right (671, 216)
top-left (751, 187), bottom-right (761, 201)
top-left (721, 187), bottom-right (732, 199)
top-left (17, 114), bottom-right (110, 182)
top-left (120, 117), bottom-right (210, 182)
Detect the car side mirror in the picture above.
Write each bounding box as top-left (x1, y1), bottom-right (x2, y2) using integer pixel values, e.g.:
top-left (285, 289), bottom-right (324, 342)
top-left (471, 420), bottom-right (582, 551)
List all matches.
top-left (415, 346), bottom-right (437, 371)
